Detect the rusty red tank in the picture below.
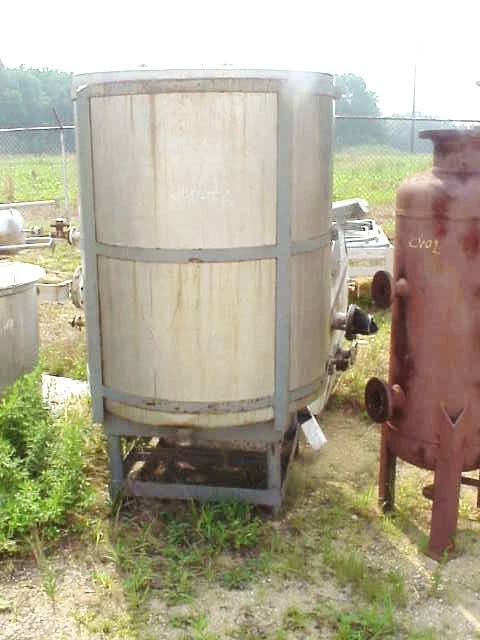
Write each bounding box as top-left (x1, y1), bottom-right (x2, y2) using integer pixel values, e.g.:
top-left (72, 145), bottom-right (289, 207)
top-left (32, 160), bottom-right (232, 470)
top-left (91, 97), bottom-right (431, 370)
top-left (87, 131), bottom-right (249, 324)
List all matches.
top-left (365, 129), bottom-right (480, 559)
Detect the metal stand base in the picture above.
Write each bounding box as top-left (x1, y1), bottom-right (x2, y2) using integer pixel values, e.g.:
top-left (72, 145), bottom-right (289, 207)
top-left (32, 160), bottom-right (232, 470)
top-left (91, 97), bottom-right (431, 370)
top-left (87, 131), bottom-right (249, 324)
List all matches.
top-left (379, 405), bottom-right (473, 561)
top-left (104, 412), bottom-right (300, 513)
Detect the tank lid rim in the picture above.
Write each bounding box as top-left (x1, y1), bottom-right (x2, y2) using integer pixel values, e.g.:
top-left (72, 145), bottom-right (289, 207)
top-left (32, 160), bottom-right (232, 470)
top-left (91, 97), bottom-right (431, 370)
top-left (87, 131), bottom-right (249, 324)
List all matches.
top-left (0, 261), bottom-right (45, 291)
top-left (419, 129), bottom-right (480, 141)
top-left (72, 68), bottom-right (335, 98)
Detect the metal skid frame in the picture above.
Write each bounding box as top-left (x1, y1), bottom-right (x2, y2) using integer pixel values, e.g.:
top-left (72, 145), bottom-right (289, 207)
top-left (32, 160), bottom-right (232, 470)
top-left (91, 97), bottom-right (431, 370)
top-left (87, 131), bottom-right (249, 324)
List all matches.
top-left (75, 72), bottom-right (335, 509)
top-left (104, 412), bottom-right (300, 511)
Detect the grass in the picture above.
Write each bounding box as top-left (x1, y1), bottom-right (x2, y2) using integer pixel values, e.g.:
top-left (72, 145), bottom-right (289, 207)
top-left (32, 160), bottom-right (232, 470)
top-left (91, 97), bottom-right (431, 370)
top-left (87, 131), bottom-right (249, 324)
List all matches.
top-left (98, 500), bottom-right (270, 606)
top-left (20, 239), bottom-right (82, 277)
top-left (0, 148), bottom-right (430, 214)
top-left (0, 154), bottom-right (78, 205)
top-left (333, 150), bottom-right (431, 207)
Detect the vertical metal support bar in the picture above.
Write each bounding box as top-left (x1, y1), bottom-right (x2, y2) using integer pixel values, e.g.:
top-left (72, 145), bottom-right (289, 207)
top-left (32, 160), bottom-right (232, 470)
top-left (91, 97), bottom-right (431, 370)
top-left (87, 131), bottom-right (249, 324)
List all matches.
top-left (274, 89), bottom-right (293, 432)
top-left (74, 91), bottom-right (104, 423)
top-left (107, 436), bottom-right (124, 499)
top-left (53, 109), bottom-right (70, 218)
top-left (267, 442), bottom-right (282, 489)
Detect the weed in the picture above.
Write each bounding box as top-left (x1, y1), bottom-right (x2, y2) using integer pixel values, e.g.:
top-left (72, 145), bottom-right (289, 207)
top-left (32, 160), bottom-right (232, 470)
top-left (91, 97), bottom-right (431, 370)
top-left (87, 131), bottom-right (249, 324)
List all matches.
top-left (169, 612), bottom-right (215, 639)
top-left (283, 606), bottom-right (311, 632)
top-left (429, 568), bottom-right (443, 598)
top-left (0, 369), bottom-right (94, 553)
top-left (91, 568), bottom-right (115, 593)
top-left (333, 599), bottom-right (396, 639)
top-left (73, 609), bottom-right (134, 637)
top-left (219, 555), bottom-right (267, 590)
top-left (29, 530), bottom-right (58, 608)
top-left (322, 545), bottom-right (406, 607)
top-left (123, 555), bottom-right (154, 607)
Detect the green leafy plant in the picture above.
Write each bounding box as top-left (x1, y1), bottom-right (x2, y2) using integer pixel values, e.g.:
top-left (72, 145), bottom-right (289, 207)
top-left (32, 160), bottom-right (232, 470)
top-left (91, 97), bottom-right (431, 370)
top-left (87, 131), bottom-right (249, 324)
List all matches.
top-left (0, 368), bottom-right (94, 553)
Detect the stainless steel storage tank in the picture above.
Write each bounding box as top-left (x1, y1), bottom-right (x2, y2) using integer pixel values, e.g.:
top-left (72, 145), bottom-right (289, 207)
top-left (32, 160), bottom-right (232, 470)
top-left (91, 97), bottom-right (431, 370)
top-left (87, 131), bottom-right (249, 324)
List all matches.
top-left (0, 261), bottom-right (45, 394)
top-left (74, 69), bottom-right (337, 427)
top-left (74, 69), bottom-right (345, 505)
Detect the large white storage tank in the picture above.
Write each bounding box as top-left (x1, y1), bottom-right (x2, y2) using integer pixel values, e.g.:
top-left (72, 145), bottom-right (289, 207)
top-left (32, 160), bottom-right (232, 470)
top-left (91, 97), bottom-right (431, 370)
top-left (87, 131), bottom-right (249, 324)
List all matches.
top-left (74, 69), bottom-right (336, 438)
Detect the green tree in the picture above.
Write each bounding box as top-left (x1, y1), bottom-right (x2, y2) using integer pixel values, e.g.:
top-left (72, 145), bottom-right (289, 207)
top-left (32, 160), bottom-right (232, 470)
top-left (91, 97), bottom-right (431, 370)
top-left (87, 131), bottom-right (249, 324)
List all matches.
top-left (0, 67), bottom-right (73, 128)
top-left (334, 74), bottom-right (386, 149)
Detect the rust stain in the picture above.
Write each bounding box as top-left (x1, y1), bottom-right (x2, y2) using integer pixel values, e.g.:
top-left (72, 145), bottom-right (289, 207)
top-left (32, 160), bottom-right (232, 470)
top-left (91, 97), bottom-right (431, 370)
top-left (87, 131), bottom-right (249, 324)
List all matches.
top-left (433, 213), bottom-right (449, 238)
top-left (393, 268), bottom-right (412, 387)
top-left (462, 220), bottom-right (480, 260)
top-left (431, 190), bottom-right (452, 238)
top-left (416, 446), bottom-right (426, 467)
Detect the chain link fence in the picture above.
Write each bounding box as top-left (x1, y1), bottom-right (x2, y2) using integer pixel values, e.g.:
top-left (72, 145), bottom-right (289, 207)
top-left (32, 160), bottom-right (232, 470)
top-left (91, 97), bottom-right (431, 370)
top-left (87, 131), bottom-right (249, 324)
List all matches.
top-left (334, 116), bottom-right (480, 208)
top-left (0, 126), bottom-right (76, 216)
top-left (1, 117), bottom-right (480, 218)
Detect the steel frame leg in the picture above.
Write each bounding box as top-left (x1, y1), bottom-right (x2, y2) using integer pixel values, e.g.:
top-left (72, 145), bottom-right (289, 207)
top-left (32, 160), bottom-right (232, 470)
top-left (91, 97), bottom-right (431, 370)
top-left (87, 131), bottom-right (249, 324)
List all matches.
top-left (379, 425), bottom-right (396, 512)
top-left (267, 442), bottom-right (282, 515)
top-left (107, 435), bottom-right (124, 501)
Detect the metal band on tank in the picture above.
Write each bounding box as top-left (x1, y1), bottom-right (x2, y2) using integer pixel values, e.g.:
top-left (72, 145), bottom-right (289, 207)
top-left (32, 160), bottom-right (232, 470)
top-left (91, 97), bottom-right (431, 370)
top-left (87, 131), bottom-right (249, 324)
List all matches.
top-left (101, 374), bottom-right (326, 414)
top-left (94, 233), bottom-right (331, 263)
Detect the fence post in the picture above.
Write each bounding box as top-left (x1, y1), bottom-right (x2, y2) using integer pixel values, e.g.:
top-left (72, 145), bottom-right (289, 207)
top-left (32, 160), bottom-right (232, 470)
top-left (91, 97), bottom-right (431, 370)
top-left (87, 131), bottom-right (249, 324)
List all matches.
top-left (53, 109), bottom-right (70, 219)
top-left (409, 57), bottom-right (417, 154)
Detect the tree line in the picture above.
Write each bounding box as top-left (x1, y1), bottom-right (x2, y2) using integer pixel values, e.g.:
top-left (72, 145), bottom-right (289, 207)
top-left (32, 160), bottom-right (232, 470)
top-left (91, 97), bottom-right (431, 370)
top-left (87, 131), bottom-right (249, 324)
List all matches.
top-left (0, 65), bottom-right (470, 153)
top-left (0, 64), bottom-right (74, 127)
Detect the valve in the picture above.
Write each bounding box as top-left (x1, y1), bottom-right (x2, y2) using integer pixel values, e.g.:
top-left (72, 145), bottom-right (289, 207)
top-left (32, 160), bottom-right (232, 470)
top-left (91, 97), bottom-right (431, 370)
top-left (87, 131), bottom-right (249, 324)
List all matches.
top-left (332, 304), bottom-right (378, 340)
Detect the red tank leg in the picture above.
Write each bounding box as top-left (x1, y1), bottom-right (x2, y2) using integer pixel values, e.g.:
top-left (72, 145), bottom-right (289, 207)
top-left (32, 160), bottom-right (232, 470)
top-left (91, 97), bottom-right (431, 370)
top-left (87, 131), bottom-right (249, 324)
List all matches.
top-left (379, 424), bottom-right (396, 513)
top-left (427, 405), bottom-right (469, 560)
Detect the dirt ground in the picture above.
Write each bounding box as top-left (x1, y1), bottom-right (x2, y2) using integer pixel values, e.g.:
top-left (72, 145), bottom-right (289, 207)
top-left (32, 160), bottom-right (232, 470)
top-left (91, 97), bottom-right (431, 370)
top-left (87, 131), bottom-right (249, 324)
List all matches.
top-left (2, 410), bottom-right (480, 639)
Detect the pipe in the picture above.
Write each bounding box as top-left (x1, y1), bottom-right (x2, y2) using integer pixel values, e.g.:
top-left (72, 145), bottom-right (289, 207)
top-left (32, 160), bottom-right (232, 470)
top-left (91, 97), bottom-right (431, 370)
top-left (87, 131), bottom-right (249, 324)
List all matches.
top-left (365, 377), bottom-right (406, 423)
top-left (0, 238), bottom-right (54, 253)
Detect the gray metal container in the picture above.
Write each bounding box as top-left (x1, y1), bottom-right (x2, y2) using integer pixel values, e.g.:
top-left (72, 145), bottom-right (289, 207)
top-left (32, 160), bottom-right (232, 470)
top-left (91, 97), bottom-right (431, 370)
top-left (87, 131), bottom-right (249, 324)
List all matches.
top-left (0, 261), bottom-right (45, 394)
top-left (73, 69), bottom-right (337, 432)
top-left (0, 209), bottom-right (25, 254)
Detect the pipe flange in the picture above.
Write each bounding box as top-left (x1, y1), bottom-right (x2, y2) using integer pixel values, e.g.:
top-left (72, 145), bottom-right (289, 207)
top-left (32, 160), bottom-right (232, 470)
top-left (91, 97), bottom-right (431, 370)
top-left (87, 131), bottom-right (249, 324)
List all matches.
top-left (372, 270), bottom-right (393, 309)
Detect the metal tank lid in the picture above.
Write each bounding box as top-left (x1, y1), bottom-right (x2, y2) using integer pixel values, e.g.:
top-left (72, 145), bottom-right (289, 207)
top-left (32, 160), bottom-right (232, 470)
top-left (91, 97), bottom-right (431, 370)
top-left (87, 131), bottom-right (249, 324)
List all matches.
top-left (420, 129), bottom-right (480, 142)
top-left (72, 68), bottom-right (335, 98)
top-left (0, 261), bottom-right (45, 297)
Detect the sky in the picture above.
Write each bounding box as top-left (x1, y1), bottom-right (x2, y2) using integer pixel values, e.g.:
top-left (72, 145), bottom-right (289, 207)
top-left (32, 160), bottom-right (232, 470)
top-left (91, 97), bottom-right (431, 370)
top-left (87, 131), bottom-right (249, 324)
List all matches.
top-left (2, 0), bottom-right (479, 120)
